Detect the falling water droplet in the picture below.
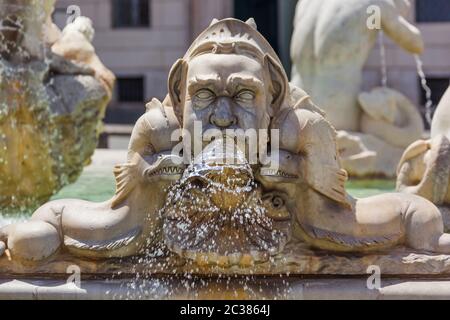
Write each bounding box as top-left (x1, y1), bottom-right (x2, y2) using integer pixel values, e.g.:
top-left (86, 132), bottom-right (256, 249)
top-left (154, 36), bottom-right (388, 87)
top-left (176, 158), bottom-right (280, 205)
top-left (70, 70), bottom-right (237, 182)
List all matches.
top-left (378, 32), bottom-right (388, 88)
top-left (414, 54), bottom-right (433, 126)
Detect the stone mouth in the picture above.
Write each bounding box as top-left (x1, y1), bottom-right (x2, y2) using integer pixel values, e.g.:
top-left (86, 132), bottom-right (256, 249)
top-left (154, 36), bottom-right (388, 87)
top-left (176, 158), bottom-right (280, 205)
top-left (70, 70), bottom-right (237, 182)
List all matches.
top-left (161, 166), bottom-right (289, 267)
top-left (183, 166), bottom-right (253, 194)
top-left (259, 168), bottom-right (299, 180)
top-left (145, 166), bottom-right (184, 178)
top-left (144, 154), bottom-right (186, 180)
top-left (163, 198), bottom-right (288, 267)
top-left (160, 139), bottom-right (290, 267)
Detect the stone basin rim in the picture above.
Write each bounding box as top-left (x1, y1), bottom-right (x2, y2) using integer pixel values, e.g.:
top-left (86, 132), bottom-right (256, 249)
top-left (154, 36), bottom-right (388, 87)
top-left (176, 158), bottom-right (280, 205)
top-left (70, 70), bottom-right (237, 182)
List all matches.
top-left (2, 278), bottom-right (450, 300)
top-left (3, 273), bottom-right (450, 281)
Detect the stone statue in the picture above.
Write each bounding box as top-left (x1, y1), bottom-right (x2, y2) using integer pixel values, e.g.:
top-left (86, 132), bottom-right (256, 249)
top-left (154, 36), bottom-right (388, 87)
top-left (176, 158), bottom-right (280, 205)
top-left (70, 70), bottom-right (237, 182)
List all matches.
top-left (0, 0), bottom-right (114, 209)
top-left (1, 18), bottom-right (450, 266)
top-left (0, 98), bottom-right (183, 261)
top-left (339, 87), bottom-right (424, 177)
top-left (52, 16), bottom-right (115, 96)
top-left (397, 86), bottom-right (450, 207)
top-left (290, 0), bottom-right (423, 131)
top-left (290, 0), bottom-right (425, 177)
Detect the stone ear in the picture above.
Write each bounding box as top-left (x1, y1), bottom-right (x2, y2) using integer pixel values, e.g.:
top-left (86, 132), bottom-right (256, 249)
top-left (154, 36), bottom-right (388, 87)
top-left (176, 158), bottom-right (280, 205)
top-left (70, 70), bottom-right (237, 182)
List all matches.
top-left (209, 18), bottom-right (219, 26)
top-left (245, 18), bottom-right (257, 30)
top-left (264, 54), bottom-right (287, 116)
top-left (168, 59), bottom-right (188, 123)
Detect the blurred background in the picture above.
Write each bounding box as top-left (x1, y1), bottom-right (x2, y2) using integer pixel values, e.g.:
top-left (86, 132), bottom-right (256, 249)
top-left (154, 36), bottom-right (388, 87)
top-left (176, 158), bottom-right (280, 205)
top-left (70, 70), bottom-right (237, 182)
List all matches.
top-left (51, 0), bottom-right (450, 148)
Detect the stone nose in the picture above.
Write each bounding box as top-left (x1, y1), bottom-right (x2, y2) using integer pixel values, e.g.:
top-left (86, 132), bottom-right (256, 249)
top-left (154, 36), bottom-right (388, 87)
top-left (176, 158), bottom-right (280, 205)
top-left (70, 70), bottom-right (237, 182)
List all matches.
top-left (210, 97), bottom-right (237, 128)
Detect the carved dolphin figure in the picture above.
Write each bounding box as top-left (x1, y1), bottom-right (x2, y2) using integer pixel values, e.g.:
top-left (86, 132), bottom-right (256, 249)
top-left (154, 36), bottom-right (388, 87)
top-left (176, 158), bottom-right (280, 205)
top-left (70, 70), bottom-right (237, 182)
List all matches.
top-left (258, 86), bottom-right (450, 254)
top-left (0, 99), bottom-right (184, 262)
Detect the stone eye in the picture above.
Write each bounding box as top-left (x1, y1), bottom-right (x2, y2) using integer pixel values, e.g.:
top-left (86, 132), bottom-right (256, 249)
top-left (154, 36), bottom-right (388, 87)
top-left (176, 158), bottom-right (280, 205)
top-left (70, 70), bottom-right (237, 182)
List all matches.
top-left (235, 90), bottom-right (255, 102)
top-left (195, 89), bottom-right (215, 100)
top-left (271, 196), bottom-right (285, 209)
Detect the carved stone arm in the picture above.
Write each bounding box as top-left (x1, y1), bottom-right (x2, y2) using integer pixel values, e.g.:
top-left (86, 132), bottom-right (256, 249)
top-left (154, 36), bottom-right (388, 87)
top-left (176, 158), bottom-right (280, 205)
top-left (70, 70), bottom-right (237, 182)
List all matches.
top-left (380, 0), bottom-right (424, 54)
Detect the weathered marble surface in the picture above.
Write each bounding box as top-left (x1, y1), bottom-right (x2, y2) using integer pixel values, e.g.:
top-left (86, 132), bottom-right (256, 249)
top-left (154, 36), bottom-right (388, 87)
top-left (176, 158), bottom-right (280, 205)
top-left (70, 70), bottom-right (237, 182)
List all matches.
top-left (2, 240), bottom-right (450, 277)
top-left (0, 0), bottom-right (114, 209)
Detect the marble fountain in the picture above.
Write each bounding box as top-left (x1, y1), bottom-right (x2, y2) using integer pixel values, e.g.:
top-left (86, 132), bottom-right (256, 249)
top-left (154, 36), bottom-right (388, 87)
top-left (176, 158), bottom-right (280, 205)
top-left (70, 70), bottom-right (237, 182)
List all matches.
top-left (1, 2), bottom-right (450, 300)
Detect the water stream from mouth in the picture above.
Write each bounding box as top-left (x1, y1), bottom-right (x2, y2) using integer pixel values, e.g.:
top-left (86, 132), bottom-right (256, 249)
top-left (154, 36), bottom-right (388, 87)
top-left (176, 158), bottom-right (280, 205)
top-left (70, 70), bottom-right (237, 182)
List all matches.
top-left (414, 54), bottom-right (433, 126)
top-left (378, 31), bottom-right (388, 88)
top-left (377, 30), bottom-right (433, 127)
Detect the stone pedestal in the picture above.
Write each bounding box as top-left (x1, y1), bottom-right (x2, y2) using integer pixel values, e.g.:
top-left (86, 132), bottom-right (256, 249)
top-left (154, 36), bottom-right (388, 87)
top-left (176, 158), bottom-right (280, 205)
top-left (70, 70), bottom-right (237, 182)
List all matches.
top-left (3, 278), bottom-right (450, 300)
top-left (1, 239), bottom-right (450, 299)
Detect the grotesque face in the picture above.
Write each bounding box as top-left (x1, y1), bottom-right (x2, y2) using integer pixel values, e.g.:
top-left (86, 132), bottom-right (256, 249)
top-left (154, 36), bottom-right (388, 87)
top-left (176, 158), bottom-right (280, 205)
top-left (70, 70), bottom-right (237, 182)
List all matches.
top-left (184, 53), bottom-right (270, 138)
top-left (168, 48), bottom-right (286, 161)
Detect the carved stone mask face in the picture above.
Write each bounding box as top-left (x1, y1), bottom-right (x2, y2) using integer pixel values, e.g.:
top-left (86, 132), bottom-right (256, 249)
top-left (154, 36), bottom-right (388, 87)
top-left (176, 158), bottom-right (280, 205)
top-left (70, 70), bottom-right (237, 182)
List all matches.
top-left (184, 53), bottom-right (270, 147)
top-left (168, 48), bottom-right (286, 161)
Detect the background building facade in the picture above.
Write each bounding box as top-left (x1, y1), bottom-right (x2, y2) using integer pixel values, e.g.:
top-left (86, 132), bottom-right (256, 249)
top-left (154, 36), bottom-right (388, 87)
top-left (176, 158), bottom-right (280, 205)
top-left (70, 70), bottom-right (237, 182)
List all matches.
top-left (53, 0), bottom-right (450, 130)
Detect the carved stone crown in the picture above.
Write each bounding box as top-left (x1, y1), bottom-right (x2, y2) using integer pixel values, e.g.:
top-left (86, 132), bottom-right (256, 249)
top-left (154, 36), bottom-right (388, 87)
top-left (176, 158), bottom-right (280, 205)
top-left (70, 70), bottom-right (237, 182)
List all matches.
top-left (184, 18), bottom-right (283, 68)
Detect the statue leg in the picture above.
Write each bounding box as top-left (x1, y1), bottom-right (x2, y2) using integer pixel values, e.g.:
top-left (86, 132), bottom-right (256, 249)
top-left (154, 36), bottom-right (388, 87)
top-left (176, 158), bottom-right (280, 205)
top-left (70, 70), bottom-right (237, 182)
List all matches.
top-left (0, 201), bottom-right (63, 262)
top-left (403, 195), bottom-right (450, 253)
top-left (0, 221), bottom-right (61, 262)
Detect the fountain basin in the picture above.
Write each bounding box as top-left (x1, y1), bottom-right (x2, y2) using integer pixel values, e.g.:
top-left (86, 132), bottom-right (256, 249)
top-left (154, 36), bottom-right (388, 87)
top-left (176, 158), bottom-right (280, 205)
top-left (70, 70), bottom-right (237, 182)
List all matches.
top-left (1, 149), bottom-right (450, 299)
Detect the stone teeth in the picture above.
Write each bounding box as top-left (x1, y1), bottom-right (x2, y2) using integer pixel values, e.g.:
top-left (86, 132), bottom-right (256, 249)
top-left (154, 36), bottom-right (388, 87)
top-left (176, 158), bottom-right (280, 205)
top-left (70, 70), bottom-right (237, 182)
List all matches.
top-left (261, 168), bottom-right (298, 179)
top-left (148, 166), bottom-right (183, 177)
top-left (262, 169), bottom-right (277, 176)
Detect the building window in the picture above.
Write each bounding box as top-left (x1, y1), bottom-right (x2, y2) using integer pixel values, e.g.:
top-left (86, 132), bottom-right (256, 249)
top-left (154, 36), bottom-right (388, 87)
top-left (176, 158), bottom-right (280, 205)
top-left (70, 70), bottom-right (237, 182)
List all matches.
top-left (112, 0), bottom-right (150, 28)
top-left (416, 0), bottom-right (450, 23)
top-left (116, 77), bottom-right (145, 102)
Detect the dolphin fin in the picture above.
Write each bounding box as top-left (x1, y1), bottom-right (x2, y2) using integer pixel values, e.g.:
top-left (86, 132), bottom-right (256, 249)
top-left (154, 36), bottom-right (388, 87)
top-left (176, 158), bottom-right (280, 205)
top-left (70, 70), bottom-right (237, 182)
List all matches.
top-left (111, 162), bottom-right (139, 208)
